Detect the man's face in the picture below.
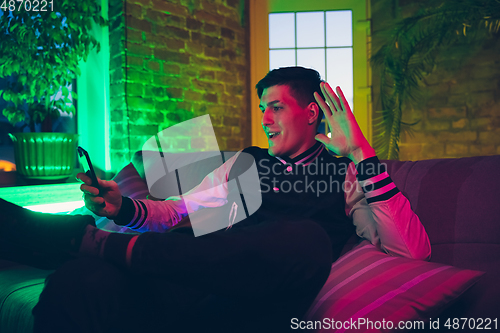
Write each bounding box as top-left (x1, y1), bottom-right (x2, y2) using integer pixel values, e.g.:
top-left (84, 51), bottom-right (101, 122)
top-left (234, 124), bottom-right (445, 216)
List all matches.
top-left (260, 85), bottom-right (313, 158)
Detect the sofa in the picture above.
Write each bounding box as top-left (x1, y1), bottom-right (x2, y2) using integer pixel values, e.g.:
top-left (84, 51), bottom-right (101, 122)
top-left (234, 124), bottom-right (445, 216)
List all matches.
top-left (0, 152), bottom-right (499, 332)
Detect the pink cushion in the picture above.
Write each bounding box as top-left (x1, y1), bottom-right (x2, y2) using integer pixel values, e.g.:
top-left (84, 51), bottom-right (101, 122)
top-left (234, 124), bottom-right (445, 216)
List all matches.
top-left (382, 156), bottom-right (500, 319)
top-left (306, 241), bottom-right (484, 332)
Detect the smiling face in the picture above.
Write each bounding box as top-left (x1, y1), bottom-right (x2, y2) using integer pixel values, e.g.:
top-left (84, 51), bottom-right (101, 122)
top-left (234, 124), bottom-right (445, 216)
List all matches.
top-left (260, 84), bottom-right (319, 158)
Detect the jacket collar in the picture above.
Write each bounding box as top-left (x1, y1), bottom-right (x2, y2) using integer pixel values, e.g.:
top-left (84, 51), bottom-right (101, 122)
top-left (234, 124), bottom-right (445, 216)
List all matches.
top-left (274, 141), bottom-right (324, 166)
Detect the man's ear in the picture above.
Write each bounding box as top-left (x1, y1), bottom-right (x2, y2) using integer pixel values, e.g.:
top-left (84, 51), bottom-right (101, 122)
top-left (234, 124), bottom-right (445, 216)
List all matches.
top-left (307, 102), bottom-right (320, 125)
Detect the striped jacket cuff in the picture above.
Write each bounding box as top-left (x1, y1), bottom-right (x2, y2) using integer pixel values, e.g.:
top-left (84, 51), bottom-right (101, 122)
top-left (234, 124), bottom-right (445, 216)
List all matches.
top-left (356, 156), bottom-right (400, 204)
top-left (113, 197), bottom-right (148, 229)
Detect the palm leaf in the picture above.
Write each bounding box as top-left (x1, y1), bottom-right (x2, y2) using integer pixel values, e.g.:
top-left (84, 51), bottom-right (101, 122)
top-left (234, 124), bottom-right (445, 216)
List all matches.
top-left (372, 0), bottom-right (500, 159)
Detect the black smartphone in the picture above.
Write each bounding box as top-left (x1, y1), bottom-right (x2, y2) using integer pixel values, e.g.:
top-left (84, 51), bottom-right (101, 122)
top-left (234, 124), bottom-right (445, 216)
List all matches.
top-left (77, 146), bottom-right (100, 190)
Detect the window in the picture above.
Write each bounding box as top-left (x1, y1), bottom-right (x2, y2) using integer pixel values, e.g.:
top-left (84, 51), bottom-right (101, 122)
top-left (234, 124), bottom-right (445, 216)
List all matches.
top-left (268, 10), bottom-right (354, 136)
top-left (249, 0), bottom-right (371, 148)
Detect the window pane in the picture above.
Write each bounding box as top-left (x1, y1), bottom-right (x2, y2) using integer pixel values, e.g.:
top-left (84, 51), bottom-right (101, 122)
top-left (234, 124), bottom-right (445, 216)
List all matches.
top-left (327, 48), bottom-right (353, 109)
top-left (270, 49), bottom-right (296, 70)
top-left (297, 49), bottom-right (325, 80)
top-left (326, 11), bottom-right (352, 47)
top-left (269, 13), bottom-right (295, 49)
top-left (296, 12), bottom-right (324, 48)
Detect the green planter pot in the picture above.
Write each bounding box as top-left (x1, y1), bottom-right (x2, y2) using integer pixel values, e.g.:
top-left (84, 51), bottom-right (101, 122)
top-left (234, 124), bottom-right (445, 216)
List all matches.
top-left (9, 133), bottom-right (79, 180)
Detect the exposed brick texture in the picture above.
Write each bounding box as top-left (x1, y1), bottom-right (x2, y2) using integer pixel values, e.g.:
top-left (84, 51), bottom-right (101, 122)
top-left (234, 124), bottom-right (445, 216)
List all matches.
top-left (109, 0), bottom-right (249, 171)
top-left (372, 0), bottom-right (500, 161)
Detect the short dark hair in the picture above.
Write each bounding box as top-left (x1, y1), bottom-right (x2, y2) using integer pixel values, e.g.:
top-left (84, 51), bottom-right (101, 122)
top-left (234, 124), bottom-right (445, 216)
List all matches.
top-left (256, 67), bottom-right (325, 128)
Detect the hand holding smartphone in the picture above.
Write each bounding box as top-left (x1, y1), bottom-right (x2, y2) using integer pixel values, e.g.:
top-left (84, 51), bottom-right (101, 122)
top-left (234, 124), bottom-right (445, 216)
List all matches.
top-left (77, 146), bottom-right (123, 215)
top-left (77, 146), bottom-right (101, 191)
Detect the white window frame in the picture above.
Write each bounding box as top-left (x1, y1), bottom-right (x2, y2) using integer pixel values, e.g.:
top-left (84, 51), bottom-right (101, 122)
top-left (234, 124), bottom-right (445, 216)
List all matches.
top-left (249, 0), bottom-right (372, 148)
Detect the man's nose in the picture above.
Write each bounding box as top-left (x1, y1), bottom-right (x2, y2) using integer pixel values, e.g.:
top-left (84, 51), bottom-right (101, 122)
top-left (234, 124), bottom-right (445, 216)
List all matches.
top-left (262, 108), bottom-right (274, 126)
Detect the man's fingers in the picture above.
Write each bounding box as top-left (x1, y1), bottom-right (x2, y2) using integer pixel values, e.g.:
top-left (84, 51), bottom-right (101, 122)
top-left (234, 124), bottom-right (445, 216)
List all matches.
top-left (314, 92), bottom-right (333, 118)
top-left (322, 83), bottom-right (342, 112)
top-left (85, 194), bottom-right (104, 205)
top-left (83, 194), bottom-right (106, 212)
top-left (76, 172), bottom-right (91, 185)
top-left (336, 86), bottom-right (351, 113)
top-left (80, 184), bottom-right (99, 196)
top-left (97, 178), bottom-right (115, 190)
top-left (320, 83), bottom-right (337, 112)
top-left (315, 133), bottom-right (329, 144)
top-left (77, 172), bottom-right (109, 189)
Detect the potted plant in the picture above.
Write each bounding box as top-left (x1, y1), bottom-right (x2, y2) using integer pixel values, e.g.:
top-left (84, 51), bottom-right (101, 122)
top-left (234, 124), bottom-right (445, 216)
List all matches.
top-left (0, 1), bottom-right (106, 180)
top-left (371, 0), bottom-right (500, 159)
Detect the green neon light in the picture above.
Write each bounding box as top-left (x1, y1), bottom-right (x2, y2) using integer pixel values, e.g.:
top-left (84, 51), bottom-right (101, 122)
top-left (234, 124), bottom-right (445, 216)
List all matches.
top-left (0, 183), bottom-right (82, 207)
top-left (76, 0), bottom-right (111, 172)
top-left (25, 201), bottom-right (85, 214)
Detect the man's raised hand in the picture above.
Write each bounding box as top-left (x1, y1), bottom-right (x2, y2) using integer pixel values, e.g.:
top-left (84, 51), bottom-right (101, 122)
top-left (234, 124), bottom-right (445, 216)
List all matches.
top-left (314, 82), bottom-right (375, 164)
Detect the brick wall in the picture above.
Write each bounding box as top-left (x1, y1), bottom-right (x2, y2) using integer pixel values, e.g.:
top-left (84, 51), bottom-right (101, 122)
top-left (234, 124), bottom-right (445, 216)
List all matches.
top-left (371, 0), bottom-right (500, 160)
top-left (108, 0), bottom-right (250, 171)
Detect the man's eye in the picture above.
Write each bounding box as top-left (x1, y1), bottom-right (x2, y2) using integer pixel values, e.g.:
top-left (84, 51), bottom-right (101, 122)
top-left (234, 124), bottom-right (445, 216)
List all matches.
top-left (273, 106), bottom-right (282, 111)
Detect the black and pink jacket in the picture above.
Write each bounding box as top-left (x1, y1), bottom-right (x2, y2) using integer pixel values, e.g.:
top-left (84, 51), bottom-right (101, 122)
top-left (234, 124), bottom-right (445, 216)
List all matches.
top-left (113, 142), bottom-right (431, 263)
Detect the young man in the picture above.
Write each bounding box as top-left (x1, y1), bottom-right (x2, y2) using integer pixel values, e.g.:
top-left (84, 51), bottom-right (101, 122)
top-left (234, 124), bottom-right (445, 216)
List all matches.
top-left (0, 67), bottom-right (430, 332)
